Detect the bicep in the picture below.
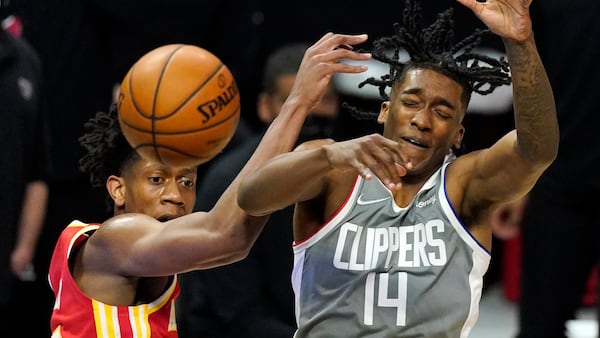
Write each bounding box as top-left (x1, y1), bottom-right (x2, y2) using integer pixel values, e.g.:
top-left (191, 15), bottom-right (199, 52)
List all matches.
top-left (88, 212), bottom-right (234, 277)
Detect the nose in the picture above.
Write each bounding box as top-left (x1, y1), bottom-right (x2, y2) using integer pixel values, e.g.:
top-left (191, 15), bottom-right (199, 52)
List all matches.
top-left (410, 109), bottom-right (432, 131)
top-left (161, 180), bottom-right (185, 206)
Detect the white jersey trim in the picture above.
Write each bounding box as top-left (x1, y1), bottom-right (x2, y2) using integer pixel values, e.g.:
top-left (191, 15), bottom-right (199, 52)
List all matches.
top-left (292, 176), bottom-right (362, 252)
top-left (438, 162), bottom-right (491, 338)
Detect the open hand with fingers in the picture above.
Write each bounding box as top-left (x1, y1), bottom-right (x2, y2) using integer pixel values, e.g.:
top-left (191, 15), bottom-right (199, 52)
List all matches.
top-left (456, 0), bottom-right (533, 41)
top-left (288, 33), bottom-right (371, 114)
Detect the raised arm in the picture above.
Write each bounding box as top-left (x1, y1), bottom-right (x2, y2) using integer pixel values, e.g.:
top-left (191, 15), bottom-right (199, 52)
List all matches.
top-left (196, 33), bottom-right (372, 264)
top-left (93, 33), bottom-right (373, 275)
top-left (455, 0), bottom-right (558, 206)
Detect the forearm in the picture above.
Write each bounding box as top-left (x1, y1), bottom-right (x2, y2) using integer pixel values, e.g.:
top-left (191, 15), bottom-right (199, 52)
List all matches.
top-left (199, 97), bottom-right (313, 263)
top-left (204, 32), bottom-right (370, 259)
top-left (16, 181), bottom-right (48, 249)
top-left (238, 145), bottom-right (332, 216)
top-left (505, 35), bottom-right (558, 165)
top-left (212, 96), bottom-right (310, 214)
top-left (12, 181), bottom-right (48, 274)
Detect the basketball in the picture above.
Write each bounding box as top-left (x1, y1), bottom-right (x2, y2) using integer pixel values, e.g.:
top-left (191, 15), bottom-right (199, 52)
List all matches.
top-left (117, 44), bottom-right (240, 167)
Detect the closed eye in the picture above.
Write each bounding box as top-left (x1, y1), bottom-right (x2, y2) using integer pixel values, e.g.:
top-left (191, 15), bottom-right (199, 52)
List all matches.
top-left (402, 100), bottom-right (419, 108)
top-left (434, 108), bottom-right (451, 119)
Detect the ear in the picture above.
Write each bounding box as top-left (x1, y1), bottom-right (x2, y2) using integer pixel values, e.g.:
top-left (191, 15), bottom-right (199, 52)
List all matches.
top-left (106, 175), bottom-right (126, 208)
top-left (377, 101), bottom-right (390, 124)
top-left (453, 125), bottom-right (465, 150)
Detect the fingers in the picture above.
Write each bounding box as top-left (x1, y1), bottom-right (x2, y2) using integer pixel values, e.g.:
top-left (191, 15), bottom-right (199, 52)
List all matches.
top-left (313, 32), bottom-right (369, 51)
top-left (455, 0), bottom-right (477, 11)
top-left (308, 33), bottom-right (371, 66)
top-left (291, 33), bottom-right (371, 111)
top-left (334, 44), bottom-right (353, 51)
top-left (456, 0), bottom-right (532, 41)
top-left (361, 140), bottom-right (402, 189)
top-left (367, 137), bottom-right (413, 190)
top-left (329, 134), bottom-right (412, 191)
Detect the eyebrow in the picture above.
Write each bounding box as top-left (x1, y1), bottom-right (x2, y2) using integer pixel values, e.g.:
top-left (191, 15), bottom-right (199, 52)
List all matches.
top-left (180, 168), bottom-right (197, 176)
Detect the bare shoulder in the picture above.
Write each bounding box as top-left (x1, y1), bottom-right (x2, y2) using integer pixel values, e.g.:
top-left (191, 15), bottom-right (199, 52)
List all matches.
top-left (72, 214), bottom-right (161, 304)
top-left (93, 213), bottom-right (157, 243)
top-left (446, 150), bottom-right (481, 180)
top-left (84, 213), bottom-right (159, 268)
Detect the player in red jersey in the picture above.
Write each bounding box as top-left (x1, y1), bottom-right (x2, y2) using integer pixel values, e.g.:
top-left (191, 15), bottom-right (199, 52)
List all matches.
top-left (47, 33), bottom-right (371, 337)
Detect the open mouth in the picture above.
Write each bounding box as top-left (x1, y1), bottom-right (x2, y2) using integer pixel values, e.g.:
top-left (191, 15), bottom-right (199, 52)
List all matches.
top-left (401, 136), bottom-right (428, 148)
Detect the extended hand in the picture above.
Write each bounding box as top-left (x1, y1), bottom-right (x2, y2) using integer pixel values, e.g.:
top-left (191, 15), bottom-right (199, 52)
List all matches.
top-left (456, 0), bottom-right (533, 42)
top-left (289, 33), bottom-right (371, 113)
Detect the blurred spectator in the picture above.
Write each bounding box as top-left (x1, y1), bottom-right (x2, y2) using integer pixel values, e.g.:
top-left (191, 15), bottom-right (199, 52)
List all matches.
top-left (0, 5), bottom-right (51, 337)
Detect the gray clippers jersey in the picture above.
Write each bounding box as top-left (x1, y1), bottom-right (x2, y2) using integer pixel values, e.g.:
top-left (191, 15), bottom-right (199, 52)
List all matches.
top-left (292, 159), bottom-right (490, 338)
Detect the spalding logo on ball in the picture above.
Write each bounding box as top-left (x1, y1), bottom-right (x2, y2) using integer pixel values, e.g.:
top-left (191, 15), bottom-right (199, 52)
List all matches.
top-left (117, 44), bottom-right (240, 167)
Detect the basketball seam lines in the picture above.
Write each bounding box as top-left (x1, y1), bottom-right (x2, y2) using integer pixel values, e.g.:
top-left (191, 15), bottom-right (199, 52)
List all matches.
top-left (120, 104), bottom-right (239, 135)
top-left (152, 44), bottom-right (187, 163)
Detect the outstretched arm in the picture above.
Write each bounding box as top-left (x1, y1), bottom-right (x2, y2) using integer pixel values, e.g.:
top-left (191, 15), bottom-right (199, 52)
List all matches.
top-left (198, 33), bottom-right (373, 265)
top-left (95, 33), bottom-right (373, 276)
top-left (456, 0), bottom-right (558, 206)
top-left (238, 133), bottom-right (412, 217)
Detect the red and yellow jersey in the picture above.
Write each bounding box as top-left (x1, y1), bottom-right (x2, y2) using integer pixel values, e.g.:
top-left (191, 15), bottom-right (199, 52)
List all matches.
top-left (48, 220), bottom-right (180, 338)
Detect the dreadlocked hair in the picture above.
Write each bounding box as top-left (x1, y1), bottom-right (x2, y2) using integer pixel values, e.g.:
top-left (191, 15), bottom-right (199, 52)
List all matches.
top-left (345, 0), bottom-right (511, 120)
top-left (79, 103), bottom-right (141, 210)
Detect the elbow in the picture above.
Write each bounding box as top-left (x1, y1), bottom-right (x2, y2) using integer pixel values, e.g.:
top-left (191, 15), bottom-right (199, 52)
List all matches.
top-left (199, 247), bottom-right (250, 269)
top-left (542, 123), bottom-right (560, 166)
top-left (208, 232), bottom-right (255, 267)
top-left (532, 140), bottom-right (558, 170)
top-left (524, 146), bottom-right (557, 173)
top-left (540, 133), bottom-right (559, 168)
top-left (518, 131), bottom-right (559, 169)
top-left (222, 247), bottom-right (251, 264)
top-left (543, 125), bottom-right (560, 165)
top-left (237, 184), bottom-right (268, 216)
top-left (226, 230), bottom-right (260, 262)
top-left (547, 144), bottom-right (559, 166)
top-left (236, 188), bottom-right (252, 214)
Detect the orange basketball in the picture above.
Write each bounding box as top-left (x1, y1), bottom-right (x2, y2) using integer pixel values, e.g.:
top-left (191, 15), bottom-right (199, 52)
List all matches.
top-left (117, 44), bottom-right (240, 167)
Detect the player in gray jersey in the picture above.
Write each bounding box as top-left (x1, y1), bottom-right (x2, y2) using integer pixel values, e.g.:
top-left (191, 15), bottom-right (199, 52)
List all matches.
top-left (238, 0), bottom-right (558, 337)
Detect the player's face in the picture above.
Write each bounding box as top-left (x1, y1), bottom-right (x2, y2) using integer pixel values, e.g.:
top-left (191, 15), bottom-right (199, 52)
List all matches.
top-left (380, 68), bottom-right (466, 175)
top-left (119, 158), bottom-right (197, 221)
